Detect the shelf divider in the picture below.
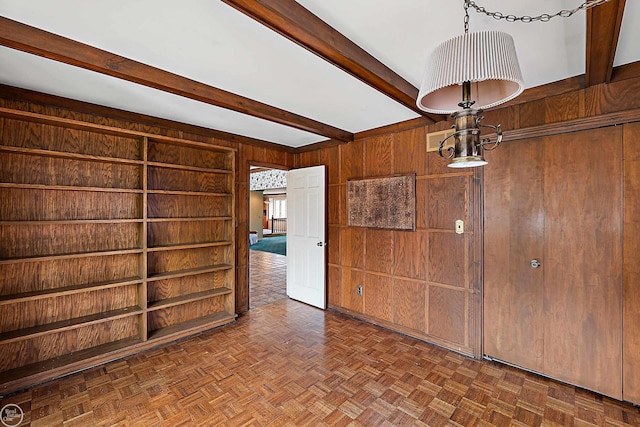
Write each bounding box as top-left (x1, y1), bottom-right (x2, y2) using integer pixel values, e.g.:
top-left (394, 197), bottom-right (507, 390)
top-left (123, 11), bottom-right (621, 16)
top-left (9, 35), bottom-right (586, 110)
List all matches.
top-left (147, 161), bottom-right (231, 175)
top-left (147, 264), bottom-right (233, 282)
top-left (0, 182), bottom-right (143, 193)
top-left (147, 288), bottom-right (233, 311)
top-left (0, 248), bottom-right (144, 265)
top-left (0, 306), bottom-right (144, 344)
top-left (0, 144), bottom-right (144, 165)
top-left (146, 216), bottom-right (232, 223)
top-left (0, 219), bottom-right (144, 225)
top-left (146, 189), bottom-right (231, 197)
top-left (0, 277), bottom-right (144, 305)
top-left (147, 312), bottom-right (235, 341)
top-left (147, 241), bottom-right (232, 252)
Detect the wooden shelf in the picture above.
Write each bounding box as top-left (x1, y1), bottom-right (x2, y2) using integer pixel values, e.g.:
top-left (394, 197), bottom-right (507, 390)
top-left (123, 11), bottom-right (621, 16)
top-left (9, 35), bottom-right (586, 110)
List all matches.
top-left (146, 216), bottom-right (232, 223)
top-left (0, 219), bottom-right (143, 225)
top-left (147, 311), bottom-right (235, 341)
top-left (0, 248), bottom-right (143, 265)
top-left (146, 189), bottom-right (231, 197)
top-left (0, 306), bottom-right (143, 344)
top-left (0, 107), bottom-right (147, 139)
top-left (0, 277), bottom-right (144, 305)
top-left (0, 337), bottom-right (143, 393)
top-left (0, 182), bottom-right (143, 193)
top-left (147, 161), bottom-right (232, 175)
top-left (147, 288), bottom-right (233, 311)
top-left (147, 264), bottom-right (233, 282)
top-left (0, 144), bottom-right (143, 165)
top-left (147, 135), bottom-right (235, 153)
top-left (147, 241), bottom-right (232, 252)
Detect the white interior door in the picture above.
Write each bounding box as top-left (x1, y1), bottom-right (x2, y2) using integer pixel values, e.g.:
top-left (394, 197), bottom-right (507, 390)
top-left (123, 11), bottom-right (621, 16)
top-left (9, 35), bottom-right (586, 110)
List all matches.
top-left (286, 165), bottom-right (326, 309)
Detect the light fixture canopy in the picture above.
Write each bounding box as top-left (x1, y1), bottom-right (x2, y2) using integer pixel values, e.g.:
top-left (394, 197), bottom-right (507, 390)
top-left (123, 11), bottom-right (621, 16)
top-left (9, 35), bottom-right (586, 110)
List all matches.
top-left (417, 30), bottom-right (524, 115)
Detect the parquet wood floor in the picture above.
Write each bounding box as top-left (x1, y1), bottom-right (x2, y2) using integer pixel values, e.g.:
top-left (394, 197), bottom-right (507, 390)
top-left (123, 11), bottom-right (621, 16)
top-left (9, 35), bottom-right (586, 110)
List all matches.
top-left (249, 249), bottom-right (287, 309)
top-left (1, 299), bottom-right (639, 426)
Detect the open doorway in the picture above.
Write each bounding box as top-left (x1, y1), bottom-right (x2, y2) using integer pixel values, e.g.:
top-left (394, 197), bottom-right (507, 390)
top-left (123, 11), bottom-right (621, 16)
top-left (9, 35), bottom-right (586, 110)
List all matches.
top-left (248, 166), bottom-right (288, 309)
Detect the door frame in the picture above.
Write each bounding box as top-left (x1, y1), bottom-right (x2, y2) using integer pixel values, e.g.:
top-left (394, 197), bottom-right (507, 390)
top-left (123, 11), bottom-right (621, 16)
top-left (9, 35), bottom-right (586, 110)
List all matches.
top-left (241, 161), bottom-right (290, 313)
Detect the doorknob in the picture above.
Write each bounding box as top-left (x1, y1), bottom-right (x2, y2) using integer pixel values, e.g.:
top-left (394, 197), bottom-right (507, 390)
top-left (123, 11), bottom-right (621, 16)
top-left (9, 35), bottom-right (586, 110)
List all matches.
top-left (530, 259), bottom-right (541, 268)
top-left (317, 242), bottom-right (326, 247)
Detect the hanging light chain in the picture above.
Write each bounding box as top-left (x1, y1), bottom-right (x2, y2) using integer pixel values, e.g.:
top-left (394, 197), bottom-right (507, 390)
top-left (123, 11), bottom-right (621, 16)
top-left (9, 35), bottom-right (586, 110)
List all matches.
top-left (466, 0), bottom-right (612, 23)
top-left (463, 0), bottom-right (470, 34)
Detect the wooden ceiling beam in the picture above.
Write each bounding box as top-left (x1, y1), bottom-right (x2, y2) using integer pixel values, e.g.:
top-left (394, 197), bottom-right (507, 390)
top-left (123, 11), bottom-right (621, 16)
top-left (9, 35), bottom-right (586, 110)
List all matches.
top-left (221, 0), bottom-right (441, 123)
top-left (0, 16), bottom-right (353, 142)
top-left (585, 0), bottom-right (626, 86)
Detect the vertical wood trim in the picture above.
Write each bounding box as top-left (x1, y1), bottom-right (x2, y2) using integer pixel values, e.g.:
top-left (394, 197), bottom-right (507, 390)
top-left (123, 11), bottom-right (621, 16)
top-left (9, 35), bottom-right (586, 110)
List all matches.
top-left (424, 283), bottom-right (430, 338)
top-left (242, 159), bottom-right (252, 313)
top-left (139, 136), bottom-right (149, 341)
top-left (463, 207), bottom-right (470, 349)
top-left (471, 170), bottom-right (483, 358)
top-left (228, 150), bottom-right (237, 316)
top-left (623, 122), bottom-right (640, 404)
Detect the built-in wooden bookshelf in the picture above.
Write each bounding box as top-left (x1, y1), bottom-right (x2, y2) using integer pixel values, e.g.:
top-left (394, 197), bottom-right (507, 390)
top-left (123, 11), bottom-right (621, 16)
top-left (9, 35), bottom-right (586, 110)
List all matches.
top-left (145, 137), bottom-right (235, 342)
top-left (0, 108), bottom-right (236, 394)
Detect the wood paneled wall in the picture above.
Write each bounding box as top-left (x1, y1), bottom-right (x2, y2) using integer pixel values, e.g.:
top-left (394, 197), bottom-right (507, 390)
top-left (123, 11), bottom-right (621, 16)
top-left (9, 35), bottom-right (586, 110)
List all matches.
top-left (298, 72), bottom-right (640, 362)
top-left (297, 129), bottom-right (483, 357)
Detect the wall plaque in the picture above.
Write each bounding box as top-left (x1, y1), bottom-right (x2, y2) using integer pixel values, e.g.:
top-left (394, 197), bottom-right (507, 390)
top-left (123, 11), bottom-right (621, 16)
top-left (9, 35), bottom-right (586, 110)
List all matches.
top-left (347, 174), bottom-right (416, 230)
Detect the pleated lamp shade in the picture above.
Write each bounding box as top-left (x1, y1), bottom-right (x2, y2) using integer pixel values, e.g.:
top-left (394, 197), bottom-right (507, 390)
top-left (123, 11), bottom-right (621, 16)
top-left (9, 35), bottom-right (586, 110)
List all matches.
top-left (417, 31), bottom-right (524, 114)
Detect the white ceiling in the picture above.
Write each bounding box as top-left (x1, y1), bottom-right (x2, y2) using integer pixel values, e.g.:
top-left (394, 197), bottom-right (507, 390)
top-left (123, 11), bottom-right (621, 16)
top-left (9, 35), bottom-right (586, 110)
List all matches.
top-left (1, 0), bottom-right (639, 148)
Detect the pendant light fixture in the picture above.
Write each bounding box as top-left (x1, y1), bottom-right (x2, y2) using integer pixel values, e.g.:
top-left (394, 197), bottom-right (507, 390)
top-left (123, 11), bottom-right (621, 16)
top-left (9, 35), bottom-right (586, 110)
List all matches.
top-left (416, 0), bottom-right (523, 168)
top-left (417, 0), bottom-right (613, 168)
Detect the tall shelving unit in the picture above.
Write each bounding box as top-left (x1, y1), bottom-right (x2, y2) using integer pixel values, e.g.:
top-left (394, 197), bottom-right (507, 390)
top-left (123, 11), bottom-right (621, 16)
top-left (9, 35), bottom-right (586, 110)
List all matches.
top-left (0, 108), bottom-right (236, 395)
top-left (145, 137), bottom-right (235, 340)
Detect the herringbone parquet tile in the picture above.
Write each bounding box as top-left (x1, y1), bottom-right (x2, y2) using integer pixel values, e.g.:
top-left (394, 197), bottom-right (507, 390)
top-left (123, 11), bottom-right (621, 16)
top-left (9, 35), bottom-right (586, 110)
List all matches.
top-left (1, 299), bottom-right (639, 426)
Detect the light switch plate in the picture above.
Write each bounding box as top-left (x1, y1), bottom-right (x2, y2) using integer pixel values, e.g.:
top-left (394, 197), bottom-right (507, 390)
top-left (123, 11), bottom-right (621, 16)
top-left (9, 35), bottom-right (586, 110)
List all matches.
top-left (455, 219), bottom-right (464, 234)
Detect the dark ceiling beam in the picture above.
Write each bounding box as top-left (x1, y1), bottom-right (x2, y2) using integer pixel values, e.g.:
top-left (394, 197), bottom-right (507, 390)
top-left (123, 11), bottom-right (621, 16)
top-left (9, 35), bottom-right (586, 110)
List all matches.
top-left (221, 0), bottom-right (441, 123)
top-left (0, 16), bottom-right (353, 142)
top-left (585, 0), bottom-right (626, 86)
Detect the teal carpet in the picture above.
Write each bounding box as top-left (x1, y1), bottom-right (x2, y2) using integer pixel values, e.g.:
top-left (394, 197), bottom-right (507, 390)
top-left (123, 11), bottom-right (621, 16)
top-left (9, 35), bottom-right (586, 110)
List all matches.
top-left (250, 235), bottom-right (286, 256)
